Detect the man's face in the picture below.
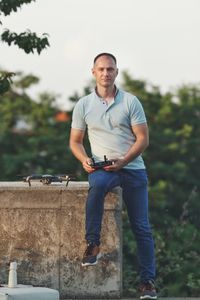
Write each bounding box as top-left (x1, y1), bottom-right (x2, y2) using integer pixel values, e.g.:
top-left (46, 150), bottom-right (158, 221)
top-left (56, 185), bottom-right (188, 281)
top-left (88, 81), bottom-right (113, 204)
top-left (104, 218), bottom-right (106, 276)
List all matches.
top-left (92, 55), bottom-right (118, 88)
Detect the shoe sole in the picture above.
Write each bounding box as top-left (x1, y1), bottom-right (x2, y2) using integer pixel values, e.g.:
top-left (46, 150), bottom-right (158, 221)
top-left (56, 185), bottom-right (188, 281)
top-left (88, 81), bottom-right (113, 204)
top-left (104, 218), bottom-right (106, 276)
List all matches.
top-left (140, 296), bottom-right (157, 300)
top-left (81, 253), bottom-right (101, 267)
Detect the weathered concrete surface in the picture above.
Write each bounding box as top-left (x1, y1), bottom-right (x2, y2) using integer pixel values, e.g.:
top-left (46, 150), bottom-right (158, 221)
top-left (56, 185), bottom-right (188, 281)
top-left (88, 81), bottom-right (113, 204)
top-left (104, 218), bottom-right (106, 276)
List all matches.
top-left (0, 182), bottom-right (122, 299)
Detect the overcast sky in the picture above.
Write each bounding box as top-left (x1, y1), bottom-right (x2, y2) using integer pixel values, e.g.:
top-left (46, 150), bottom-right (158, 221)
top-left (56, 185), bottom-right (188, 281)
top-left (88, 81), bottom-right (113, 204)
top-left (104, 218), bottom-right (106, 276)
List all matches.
top-left (1, 0), bottom-right (200, 110)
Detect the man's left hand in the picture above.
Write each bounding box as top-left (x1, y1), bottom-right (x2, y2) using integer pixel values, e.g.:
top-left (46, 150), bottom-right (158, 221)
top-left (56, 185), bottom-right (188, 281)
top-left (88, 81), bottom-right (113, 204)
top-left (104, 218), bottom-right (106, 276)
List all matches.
top-left (103, 158), bottom-right (127, 172)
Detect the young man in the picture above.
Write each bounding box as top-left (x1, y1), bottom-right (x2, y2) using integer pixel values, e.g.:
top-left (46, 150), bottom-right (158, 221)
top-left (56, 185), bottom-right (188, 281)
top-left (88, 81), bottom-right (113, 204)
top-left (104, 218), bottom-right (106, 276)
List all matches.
top-left (69, 53), bottom-right (157, 299)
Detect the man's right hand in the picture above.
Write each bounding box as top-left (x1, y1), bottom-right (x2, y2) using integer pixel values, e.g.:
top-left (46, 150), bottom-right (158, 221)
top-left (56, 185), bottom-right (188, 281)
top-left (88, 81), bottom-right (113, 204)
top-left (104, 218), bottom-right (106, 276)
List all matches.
top-left (82, 158), bottom-right (96, 173)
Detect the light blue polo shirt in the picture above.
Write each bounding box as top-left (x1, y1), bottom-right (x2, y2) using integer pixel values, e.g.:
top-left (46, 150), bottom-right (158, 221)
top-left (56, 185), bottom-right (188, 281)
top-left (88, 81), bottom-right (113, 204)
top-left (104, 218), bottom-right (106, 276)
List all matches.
top-left (71, 88), bottom-right (147, 169)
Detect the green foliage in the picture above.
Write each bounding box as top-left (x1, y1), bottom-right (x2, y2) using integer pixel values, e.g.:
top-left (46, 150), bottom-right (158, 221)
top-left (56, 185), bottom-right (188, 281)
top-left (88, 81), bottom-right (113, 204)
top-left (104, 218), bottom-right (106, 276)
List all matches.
top-left (0, 0), bottom-right (50, 57)
top-left (0, 71), bottom-right (89, 180)
top-left (0, 0), bottom-right (50, 94)
top-left (0, 72), bottom-right (15, 94)
top-left (0, 70), bottom-right (200, 296)
top-left (1, 29), bottom-right (49, 54)
top-left (14, 73), bottom-right (39, 89)
top-left (0, 76), bottom-right (10, 94)
top-left (0, 0), bottom-right (35, 16)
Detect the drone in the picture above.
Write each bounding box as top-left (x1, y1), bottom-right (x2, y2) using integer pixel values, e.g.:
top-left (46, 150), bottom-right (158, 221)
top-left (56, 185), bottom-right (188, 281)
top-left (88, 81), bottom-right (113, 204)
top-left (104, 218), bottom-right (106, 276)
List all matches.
top-left (23, 174), bottom-right (76, 187)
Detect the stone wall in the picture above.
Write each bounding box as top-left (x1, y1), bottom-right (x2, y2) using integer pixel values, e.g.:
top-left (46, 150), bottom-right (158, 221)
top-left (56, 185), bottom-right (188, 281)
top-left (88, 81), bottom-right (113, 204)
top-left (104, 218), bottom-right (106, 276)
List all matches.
top-left (0, 182), bottom-right (122, 299)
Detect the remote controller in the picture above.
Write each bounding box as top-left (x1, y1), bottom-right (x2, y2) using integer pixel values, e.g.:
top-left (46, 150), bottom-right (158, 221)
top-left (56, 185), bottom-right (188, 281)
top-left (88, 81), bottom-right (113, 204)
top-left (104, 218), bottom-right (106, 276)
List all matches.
top-left (90, 155), bottom-right (113, 169)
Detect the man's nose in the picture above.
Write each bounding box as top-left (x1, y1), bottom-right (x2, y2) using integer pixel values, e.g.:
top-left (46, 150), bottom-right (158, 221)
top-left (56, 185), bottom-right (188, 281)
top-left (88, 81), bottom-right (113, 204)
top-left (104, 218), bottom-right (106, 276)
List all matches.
top-left (103, 69), bottom-right (109, 76)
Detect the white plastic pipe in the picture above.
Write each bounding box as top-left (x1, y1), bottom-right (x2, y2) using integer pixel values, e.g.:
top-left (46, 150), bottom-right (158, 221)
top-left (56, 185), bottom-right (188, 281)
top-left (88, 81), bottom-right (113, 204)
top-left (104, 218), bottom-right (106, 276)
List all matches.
top-left (8, 261), bottom-right (17, 288)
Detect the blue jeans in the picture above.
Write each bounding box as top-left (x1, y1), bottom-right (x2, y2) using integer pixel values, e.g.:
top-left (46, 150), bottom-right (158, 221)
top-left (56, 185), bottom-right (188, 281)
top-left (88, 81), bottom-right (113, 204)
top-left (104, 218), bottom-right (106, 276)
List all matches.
top-left (86, 168), bottom-right (156, 282)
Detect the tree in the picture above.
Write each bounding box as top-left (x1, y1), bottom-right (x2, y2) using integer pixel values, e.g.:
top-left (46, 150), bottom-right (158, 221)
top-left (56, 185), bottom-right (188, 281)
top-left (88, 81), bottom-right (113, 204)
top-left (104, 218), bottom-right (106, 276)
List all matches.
top-left (0, 0), bottom-right (49, 54)
top-left (0, 70), bottom-right (91, 180)
top-left (0, 0), bottom-right (50, 94)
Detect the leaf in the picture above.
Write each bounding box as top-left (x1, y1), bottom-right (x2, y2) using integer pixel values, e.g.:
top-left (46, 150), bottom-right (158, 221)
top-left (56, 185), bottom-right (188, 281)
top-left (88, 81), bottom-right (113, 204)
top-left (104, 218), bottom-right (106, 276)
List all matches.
top-left (1, 29), bottom-right (50, 54)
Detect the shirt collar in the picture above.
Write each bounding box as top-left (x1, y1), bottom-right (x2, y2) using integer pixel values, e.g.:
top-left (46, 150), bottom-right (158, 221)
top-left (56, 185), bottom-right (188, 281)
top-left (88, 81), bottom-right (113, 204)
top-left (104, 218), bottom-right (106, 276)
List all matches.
top-left (94, 85), bottom-right (119, 100)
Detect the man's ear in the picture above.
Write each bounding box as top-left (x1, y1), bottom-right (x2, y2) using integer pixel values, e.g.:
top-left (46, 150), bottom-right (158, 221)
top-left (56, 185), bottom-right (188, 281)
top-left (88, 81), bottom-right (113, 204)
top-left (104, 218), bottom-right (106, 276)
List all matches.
top-left (116, 68), bottom-right (119, 77)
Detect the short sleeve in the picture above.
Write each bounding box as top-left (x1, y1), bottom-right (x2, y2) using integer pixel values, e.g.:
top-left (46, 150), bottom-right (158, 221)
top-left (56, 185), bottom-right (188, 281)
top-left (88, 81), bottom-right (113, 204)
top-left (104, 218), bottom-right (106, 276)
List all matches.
top-left (71, 99), bottom-right (86, 130)
top-left (129, 96), bottom-right (147, 126)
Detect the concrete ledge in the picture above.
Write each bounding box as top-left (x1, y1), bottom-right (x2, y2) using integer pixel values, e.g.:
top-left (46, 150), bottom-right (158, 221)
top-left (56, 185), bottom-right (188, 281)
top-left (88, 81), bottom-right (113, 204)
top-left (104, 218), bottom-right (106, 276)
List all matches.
top-left (0, 182), bottom-right (122, 299)
top-left (0, 285), bottom-right (59, 300)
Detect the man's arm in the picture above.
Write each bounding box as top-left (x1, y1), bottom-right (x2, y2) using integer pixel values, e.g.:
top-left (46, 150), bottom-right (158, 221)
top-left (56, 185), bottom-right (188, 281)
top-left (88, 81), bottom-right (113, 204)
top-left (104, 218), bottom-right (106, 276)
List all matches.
top-left (69, 128), bottom-right (95, 173)
top-left (104, 123), bottom-right (149, 171)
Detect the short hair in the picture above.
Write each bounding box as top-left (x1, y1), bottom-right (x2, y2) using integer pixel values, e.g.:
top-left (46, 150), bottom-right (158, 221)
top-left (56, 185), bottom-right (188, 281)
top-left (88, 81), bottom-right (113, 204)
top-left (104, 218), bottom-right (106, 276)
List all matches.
top-left (93, 53), bottom-right (117, 65)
